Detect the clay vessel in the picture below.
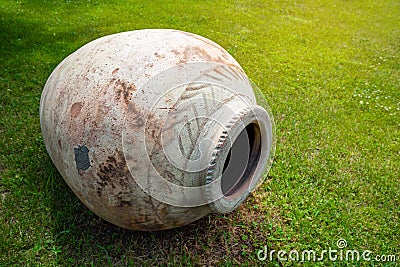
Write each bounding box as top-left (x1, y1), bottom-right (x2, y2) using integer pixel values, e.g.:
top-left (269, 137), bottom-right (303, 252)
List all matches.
top-left (40, 29), bottom-right (274, 230)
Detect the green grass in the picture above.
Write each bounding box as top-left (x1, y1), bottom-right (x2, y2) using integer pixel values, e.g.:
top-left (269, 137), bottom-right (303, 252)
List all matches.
top-left (1, 0), bottom-right (399, 266)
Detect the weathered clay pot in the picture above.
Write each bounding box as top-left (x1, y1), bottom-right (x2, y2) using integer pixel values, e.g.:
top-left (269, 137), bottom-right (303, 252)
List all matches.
top-left (40, 29), bottom-right (274, 230)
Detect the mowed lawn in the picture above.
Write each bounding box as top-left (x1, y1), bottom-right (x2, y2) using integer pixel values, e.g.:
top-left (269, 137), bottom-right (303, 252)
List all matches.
top-left (1, 0), bottom-right (399, 266)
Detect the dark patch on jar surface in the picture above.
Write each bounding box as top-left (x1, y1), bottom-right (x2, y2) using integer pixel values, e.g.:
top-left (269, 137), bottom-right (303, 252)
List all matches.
top-left (126, 102), bottom-right (145, 127)
top-left (191, 46), bottom-right (213, 61)
top-left (113, 79), bottom-right (137, 106)
top-left (70, 102), bottom-right (83, 118)
top-left (112, 68), bottom-right (120, 75)
top-left (154, 52), bottom-right (165, 59)
top-left (171, 49), bottom-right (180, 56)
top-left (175, 45), bottom-right (231, 65)
top-left (74, 145), bottom-right (91, 171)
top-left (96, 151), bottom-right (133, 207)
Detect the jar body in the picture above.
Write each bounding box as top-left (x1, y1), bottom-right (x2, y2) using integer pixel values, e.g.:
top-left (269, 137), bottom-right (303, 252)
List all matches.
top-left (40, 30), bottom-right (273, 230)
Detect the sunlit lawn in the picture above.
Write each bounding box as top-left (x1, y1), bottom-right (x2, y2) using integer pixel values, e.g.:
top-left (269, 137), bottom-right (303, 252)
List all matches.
top-left (1, 0), bottom-right (399, 265)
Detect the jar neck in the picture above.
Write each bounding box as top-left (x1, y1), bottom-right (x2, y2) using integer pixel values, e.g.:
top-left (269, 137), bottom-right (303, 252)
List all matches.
top-left (200, 97), bottom-right (273, 213)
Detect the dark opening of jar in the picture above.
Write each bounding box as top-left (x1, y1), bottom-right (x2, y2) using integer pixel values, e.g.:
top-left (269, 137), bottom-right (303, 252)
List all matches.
top-left (221, 122), bottom-right (262, 198)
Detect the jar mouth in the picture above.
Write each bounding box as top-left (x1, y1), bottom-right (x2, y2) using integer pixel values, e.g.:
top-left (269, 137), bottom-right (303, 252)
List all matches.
top-left (205, 104), bottom-right (273, 214)
top-left (221, 122), bottom-right (262, 199)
